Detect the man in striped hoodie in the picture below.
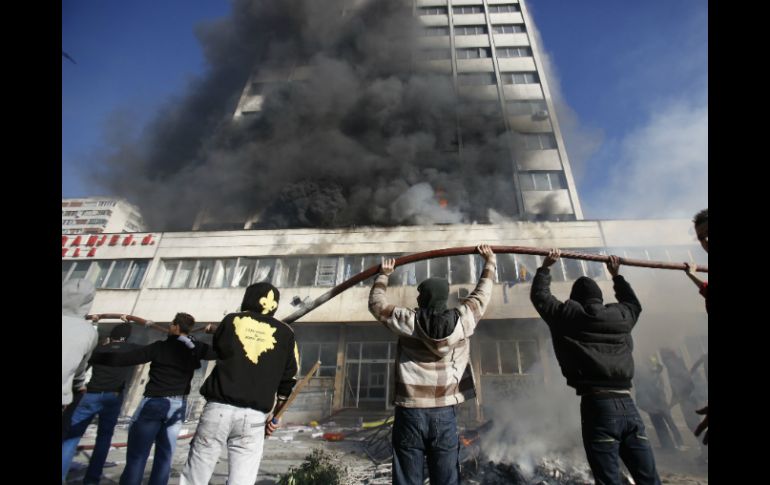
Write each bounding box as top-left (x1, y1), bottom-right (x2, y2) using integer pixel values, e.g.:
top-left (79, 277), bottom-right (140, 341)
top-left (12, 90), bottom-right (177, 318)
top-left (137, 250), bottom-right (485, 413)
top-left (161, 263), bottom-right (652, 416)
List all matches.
top-left (369, 244), bottom-right (496, 485)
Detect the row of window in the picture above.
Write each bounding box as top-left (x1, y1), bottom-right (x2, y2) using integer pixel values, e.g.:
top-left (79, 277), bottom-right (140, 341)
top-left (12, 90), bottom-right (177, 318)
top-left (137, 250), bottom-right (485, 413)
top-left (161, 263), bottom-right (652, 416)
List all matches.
top-left (63, 210), bottom-right (112, 217)
top-left (62, 200), bottom-right (117, 208)
top-left (419, 47), bottom-right (532, 61)
top-left (480, 340), bottom-right (540, 375)
top-left (62, 218), bottom-right (109, 226)
top-left (456, 71), bottom-right (539, 86)
top-left (446, 24), bottom-right (526, 36)
top-left (519, 170), bottom-right (566, 190)
top-left (62, 228), bottom-right (106, 235)
top-left (419, 5), bottom-right (521, 16)
top-left (518, 133), bottom-right (558, 151)
top-left (62, 246), bottom-right (706, 291)
top-left (62, 259), bottom-right (149, 289)
top-left (299, 338), bottom-right (542, 378)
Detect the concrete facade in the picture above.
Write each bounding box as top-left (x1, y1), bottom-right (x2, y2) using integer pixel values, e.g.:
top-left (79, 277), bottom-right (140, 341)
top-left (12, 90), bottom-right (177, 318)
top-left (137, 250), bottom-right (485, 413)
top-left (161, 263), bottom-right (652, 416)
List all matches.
top-left (62, 219), bottom-right (708, 423)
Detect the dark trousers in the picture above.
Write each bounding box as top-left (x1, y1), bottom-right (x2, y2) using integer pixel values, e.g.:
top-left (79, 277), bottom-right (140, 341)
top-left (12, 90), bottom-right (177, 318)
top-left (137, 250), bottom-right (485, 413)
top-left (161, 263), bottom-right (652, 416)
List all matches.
top-left (647, 411), bottom-right (683, 448)
top-left (581, 395), bottom-right (661, 485)
top-left (392, 405), bottom-right (460, 485)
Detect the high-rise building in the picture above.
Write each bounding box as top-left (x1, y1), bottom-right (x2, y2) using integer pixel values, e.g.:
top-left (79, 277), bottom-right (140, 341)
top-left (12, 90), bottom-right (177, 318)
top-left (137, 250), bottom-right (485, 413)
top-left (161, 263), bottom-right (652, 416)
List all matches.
top-left (232, 0), bottom-right (582, 222)
top-left (62, 197), bottom-right (145, 235)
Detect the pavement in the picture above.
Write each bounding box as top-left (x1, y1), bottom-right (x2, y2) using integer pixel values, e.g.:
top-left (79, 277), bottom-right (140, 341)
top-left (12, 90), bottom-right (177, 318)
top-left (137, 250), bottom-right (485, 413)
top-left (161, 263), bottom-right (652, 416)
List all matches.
top-left (64, 418), bottom-right (707, 484)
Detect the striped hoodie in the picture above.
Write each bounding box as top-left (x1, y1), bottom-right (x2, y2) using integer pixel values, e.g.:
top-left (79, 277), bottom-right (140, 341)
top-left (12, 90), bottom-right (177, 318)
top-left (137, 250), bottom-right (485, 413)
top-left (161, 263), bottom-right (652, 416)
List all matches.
top-left (368, 260), bottom-right (496, 408)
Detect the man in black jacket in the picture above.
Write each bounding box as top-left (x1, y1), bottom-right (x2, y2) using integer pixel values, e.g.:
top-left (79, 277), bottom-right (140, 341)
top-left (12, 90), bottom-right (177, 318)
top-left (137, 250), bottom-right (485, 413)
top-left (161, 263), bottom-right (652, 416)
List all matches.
top-left (90, 312), bottom-right (217, 485)
top-left (62, 323), bottom-right (139, 484)
top-left (530, 249), bottom-right (660, 485)
top-left (180, 282), bottom-right (298, 485)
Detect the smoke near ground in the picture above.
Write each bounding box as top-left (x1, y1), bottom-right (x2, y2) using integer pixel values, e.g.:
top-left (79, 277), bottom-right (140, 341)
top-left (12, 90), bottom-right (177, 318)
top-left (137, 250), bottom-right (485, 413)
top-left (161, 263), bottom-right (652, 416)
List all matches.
top-left (481, 364), bottom-right (587, 477)
top-left (95, 0), bottom-right (529, 231)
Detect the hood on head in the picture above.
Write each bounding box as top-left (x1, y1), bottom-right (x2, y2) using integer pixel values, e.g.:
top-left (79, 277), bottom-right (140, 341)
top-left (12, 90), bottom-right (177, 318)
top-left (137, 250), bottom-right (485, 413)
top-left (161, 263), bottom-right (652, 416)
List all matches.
top-left (62, 278), bottom-right (96, 317)
top-left (417, 277), bottom-right (449, 313)
top-left (110, 323), bottom-right (132, 340)
top-left (241, 282), bottom-right (280, 316)
top-left (569, 276), bottom-right (603, 305)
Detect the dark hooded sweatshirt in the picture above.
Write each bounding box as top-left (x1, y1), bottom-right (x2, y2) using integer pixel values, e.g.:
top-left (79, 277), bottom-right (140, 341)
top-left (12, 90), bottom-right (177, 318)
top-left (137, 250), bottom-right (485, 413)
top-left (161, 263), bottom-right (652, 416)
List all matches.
top-left (90, 336), bottom-right (217, 397)
top-left (199, 283), bottom-right (299, 413)
top-left (530, 268), bottom-right (642, 395)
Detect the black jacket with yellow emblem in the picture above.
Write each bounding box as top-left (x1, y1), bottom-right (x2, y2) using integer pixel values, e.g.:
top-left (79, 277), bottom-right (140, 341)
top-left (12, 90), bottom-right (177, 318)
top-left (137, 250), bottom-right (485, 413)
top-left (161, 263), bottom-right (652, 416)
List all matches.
top-left (200, 283), bottom-right (299, 412)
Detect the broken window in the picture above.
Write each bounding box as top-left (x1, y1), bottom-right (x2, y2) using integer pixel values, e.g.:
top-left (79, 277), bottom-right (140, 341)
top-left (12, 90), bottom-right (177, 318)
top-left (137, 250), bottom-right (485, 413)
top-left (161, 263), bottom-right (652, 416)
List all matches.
top-left (449, 255), bottom-right (471, 284)
top-left (480, 341), bottom-right (499, 374)
top-left (414, 260), bottom-right (429, 283)
top-left (298, 342), bottom-right (338, 377)
top-left (430, 258), bottom-right (449, 280)
top-left (294, 258), bottom-right (317, 287)
top-left (499, 341), bottom-right (519, 373)
top-left (315, 257), bottom-right (339, 286)
top-left (514, 254), bottom-right (538, 282)
top-left (497, 254), bottom-right (517, 283)
top-left (562, 257), bottom-right (584, 281)
top-left (480, 340), bottom-right (541, 375)
top-left (518, 341), bottom-right (540, 373)
top-left (578, 248), bottom-right (608, 280)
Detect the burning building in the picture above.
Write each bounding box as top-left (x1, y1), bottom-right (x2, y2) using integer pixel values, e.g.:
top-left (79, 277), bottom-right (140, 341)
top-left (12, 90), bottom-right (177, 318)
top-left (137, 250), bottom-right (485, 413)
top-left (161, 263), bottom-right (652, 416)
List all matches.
top-left (65, 0), bottom-right (707, 479)
top-left (99, 0), bottom-right (583, 232)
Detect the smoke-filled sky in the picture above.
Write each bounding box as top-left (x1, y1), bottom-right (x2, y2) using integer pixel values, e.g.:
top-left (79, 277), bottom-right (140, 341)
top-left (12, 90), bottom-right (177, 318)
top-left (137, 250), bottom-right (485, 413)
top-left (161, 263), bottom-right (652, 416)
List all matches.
top-left (62, 0), bottom-right (707, 229)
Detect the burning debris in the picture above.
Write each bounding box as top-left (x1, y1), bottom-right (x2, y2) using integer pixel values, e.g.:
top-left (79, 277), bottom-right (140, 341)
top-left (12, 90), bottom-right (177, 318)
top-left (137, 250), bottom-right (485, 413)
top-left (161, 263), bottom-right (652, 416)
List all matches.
top-left (462, 456), bottom-right (611, 485)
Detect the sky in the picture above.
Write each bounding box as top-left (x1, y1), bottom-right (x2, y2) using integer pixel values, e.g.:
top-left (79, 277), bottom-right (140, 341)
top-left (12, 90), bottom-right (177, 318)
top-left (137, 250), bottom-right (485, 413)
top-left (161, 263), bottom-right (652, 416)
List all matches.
top-left (62, 0), bottom-right (708, 222)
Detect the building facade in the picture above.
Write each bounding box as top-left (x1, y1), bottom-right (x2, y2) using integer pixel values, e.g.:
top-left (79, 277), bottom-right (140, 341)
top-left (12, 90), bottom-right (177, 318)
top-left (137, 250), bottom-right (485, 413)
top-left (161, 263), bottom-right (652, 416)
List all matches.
top-left (62, 197), bottom-right (146, 235)
top-left (62, 219), bottom-right (708, 423)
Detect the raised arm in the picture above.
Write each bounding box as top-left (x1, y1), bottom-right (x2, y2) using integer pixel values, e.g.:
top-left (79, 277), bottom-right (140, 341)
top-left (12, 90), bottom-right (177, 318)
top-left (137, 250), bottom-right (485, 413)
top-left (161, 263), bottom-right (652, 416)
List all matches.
top-left (368, 257), bottom-right (416, 337)
top-left (530, 248), bottom-right (565, 321)
top-left (456, 244), bottom-right (496, 336)
top-left (607, 255), bottom-right (642, 322)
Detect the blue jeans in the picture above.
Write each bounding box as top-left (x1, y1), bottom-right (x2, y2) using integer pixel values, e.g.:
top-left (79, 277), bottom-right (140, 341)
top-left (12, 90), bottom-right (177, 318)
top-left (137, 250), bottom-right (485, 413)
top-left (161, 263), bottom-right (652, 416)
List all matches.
top-left (120, 396), bottom-right (186, 485)
top-left (392, 405), bottom-right (459, 485)
top-left (581, 395), bottom-right (661, 485)
top-left (62, 391), bottom-right (124, 484)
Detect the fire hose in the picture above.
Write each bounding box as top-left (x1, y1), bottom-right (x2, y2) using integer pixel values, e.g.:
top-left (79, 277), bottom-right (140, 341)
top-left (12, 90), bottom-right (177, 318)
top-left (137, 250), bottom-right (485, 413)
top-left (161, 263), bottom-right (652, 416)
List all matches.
top-left (88, 245), bottom-right (707, 329)
top-left (282, 245), bottom-right (708, 324)
top-left (84, 314), bottom-right (212, 334)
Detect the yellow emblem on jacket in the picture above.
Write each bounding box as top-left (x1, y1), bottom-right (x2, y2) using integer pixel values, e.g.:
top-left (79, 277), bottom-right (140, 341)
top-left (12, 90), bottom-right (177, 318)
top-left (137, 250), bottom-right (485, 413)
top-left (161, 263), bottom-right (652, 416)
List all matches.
top-left (233, 316), bottom-right (277, 364)
top-left (259, 290), bottom-right (278, 315)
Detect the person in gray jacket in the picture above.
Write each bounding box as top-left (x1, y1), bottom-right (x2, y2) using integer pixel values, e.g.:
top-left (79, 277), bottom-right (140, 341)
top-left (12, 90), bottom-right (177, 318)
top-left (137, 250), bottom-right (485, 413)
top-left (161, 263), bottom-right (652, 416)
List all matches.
top-left (62, 279), bottom-right (99, 433)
